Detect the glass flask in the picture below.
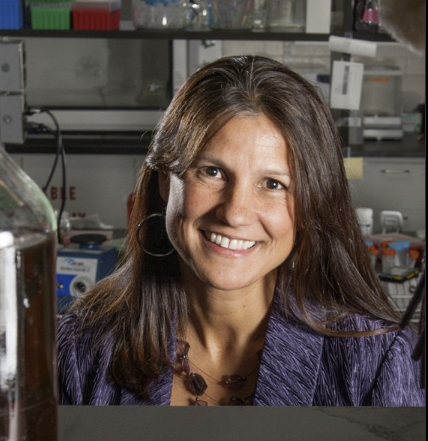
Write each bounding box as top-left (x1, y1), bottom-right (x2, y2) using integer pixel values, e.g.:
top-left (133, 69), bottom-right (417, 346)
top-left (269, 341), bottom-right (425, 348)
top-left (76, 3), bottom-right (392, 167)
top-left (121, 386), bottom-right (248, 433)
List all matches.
top-left (265, 0), bottom-right (306, 32)
top-left (0, 145), bottom-right (57, 441)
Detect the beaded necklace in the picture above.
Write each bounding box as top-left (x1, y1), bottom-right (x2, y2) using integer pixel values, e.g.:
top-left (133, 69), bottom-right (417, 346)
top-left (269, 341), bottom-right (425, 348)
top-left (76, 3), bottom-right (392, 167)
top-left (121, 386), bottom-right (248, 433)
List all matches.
top-left (174, 338), bottom-right (260, 406)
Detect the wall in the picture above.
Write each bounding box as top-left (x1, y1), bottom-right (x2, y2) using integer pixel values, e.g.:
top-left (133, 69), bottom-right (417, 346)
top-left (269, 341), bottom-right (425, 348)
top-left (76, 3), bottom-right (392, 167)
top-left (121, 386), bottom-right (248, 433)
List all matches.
top-left (9, 153), bottom-right (143, 230)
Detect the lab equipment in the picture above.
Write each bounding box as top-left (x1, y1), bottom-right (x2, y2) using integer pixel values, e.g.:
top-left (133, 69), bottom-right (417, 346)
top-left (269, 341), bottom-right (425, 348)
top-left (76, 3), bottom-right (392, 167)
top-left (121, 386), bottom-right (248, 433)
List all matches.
top-left (1, 146), bottom-right (58, 441)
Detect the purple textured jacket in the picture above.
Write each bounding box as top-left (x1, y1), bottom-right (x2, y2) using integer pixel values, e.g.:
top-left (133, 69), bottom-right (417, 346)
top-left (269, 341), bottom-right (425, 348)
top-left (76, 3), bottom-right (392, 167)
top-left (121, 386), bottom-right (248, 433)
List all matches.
top-left (58, 291), bottom-right (425, 406)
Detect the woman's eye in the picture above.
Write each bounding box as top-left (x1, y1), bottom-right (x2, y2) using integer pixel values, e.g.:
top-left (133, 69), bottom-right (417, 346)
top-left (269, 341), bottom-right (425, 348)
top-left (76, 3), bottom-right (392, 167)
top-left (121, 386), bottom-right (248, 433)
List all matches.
top-left (202, 166), bottom-right (222, 178)
top-left (264, 179), bottom-right (285, 190)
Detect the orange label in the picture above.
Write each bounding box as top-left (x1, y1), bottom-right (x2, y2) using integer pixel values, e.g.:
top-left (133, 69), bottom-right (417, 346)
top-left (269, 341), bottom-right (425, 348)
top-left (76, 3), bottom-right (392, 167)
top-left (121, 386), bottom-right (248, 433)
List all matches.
top-left (368, 77), bottom-right (391, 82)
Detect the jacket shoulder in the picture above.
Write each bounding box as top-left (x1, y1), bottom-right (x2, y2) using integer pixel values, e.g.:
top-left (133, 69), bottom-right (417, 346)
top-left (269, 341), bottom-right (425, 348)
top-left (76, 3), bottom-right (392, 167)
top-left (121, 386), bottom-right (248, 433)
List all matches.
top-left (316, 315), bottom-right (424, 406)
top-left (57, 313), bottom-right (118, 404)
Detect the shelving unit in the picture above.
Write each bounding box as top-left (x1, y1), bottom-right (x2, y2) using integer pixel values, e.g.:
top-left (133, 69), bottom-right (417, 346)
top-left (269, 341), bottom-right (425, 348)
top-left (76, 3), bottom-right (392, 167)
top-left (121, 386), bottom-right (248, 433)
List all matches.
top-left (1, 27), bottom-right (334, 40)
top-left (1, 2), bottom-right (400, 155)
top-left (0, 29), bottom-right (396, 42)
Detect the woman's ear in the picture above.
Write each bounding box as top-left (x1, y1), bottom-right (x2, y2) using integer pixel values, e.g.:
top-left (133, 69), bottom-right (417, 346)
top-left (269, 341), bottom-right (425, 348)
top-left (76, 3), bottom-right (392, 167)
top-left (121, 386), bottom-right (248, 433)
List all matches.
top-left (158, 171), bottom-right (170, 202)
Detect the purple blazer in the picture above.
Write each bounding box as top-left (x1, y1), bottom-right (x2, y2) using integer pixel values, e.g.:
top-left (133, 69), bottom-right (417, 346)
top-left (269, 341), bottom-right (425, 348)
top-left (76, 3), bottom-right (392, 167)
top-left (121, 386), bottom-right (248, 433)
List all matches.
top-left (58, 291), bottom-right (425, 406)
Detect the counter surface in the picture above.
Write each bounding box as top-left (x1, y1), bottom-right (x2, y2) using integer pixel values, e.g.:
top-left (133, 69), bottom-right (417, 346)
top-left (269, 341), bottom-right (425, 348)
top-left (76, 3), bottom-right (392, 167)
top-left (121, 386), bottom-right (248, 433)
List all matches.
top-left (58, 406), bottom-right (425, 441)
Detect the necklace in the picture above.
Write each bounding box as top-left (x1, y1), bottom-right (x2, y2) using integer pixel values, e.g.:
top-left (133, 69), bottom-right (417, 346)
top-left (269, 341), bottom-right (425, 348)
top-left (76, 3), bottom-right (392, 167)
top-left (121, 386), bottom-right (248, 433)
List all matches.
top-left (174, 338), bottom-right (260, 406)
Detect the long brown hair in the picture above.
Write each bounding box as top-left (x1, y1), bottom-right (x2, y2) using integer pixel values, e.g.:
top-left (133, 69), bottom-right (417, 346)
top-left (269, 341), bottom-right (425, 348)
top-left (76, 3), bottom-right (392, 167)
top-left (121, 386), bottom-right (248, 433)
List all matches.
top-left (71, 55), bottom-right (399, 396)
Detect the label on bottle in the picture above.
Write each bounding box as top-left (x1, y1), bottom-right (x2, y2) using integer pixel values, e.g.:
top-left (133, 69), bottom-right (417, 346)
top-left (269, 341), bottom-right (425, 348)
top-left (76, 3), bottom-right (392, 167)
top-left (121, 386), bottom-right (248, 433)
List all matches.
top-left (0, 231), bottom-right (17, 392)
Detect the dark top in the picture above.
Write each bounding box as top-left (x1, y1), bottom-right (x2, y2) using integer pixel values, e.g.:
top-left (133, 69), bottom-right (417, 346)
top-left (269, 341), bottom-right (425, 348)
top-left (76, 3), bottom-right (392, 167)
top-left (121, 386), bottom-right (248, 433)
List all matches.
top-left (58, 290), bottom-right (425, 406)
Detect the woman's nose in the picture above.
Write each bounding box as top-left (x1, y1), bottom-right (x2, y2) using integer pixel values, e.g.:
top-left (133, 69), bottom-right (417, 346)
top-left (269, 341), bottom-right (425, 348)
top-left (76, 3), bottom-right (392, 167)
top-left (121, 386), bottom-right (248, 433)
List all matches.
top-left (215, 184), bottom-right (256, 227)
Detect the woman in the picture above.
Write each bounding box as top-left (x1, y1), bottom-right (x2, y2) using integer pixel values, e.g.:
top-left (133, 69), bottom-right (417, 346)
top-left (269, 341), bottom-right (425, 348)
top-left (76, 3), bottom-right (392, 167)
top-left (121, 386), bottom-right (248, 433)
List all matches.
top-left (58, 55), bottom-right (424, 406)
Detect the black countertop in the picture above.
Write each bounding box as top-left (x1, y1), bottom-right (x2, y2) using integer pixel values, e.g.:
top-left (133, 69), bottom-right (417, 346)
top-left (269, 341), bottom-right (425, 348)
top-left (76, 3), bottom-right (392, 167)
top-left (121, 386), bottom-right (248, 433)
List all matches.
top-left (58, 406), bottom-right (425, 441)
top-left (347, 134), bottom-right (425, 158)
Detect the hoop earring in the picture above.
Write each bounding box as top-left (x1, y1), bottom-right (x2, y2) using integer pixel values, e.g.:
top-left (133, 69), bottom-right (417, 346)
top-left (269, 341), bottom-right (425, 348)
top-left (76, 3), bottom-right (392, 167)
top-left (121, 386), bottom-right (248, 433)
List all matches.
top-left (136, 213), bottom-right (175, 257)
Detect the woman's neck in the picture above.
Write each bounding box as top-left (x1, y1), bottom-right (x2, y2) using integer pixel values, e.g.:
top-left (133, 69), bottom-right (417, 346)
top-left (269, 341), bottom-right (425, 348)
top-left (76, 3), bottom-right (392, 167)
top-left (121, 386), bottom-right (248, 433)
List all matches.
top-left (181, 274), bottom-right (276, 358)
top-left (171, 270), bottom-right (276, 406)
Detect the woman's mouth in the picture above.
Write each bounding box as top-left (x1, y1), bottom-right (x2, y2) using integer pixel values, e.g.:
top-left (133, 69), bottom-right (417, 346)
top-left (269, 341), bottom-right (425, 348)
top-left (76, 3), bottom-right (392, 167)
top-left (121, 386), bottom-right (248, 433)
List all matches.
top-left (204, 231), bottom-right (256, 250)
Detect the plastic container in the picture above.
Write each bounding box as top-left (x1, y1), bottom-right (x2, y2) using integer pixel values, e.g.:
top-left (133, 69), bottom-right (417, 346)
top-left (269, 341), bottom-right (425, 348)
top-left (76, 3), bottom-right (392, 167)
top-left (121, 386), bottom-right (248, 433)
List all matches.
top-left (29, 1), bottom-right (72, 30)
top-left (388, 240), bottom-right (410, 267)
top-left (72, 1), bottom-right (121, 30)
top-left (367, 244), bottom-right (379, 268)
top-left (0, 145), bottom-right (58, 440)
top-left (356, 207), bottom-right (373, 236)
top-left (368, 233), bottom-right (424, 267)
top-left (381, 247), bottom-right (396, 274)
top-left (210, 0), bottom-right (254, 30)
top-left (407, 249), bottom-right (420, 269)
top-left (0, 0), bottom-right (24, 29)
top-left (132, 0), bottom-right (189, 29)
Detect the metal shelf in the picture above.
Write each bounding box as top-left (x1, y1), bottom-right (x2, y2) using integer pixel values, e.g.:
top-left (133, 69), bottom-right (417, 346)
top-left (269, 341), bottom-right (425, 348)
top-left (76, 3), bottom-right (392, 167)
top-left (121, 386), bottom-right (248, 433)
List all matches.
top-left (4, 131), bottom-right (151, 155)
top-left (6, 132), bottom-right (423, 157)
top-left (0, 28), bottom-right (334, 41)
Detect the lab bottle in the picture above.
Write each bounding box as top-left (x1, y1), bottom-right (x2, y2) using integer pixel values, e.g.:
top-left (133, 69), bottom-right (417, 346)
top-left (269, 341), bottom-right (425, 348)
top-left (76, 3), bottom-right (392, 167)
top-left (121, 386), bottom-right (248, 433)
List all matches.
top-left (0, 145), bottom-right (58, 441)
top-left (407, 249), bottom-right (420, 269)
top-left (381, 247), bottom-right (396, 274)
top-left (389, 240), bottom-right (410, 267)
top-left (367, 245), bottom-right (379, 268)
top-left (354, 0), bottom-right (379, 33)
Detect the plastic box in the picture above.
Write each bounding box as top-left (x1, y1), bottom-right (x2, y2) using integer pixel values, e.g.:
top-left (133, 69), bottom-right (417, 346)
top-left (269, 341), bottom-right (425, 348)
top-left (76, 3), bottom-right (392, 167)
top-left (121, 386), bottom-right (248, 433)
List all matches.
top-left (30, 6), bottom-right (71, 29)
top-left (0, 0), bottom-right (24, 29)
top-left (30, 2), bottom-right (72, 29)
top-left (72, 2), bottom-right (121, 30)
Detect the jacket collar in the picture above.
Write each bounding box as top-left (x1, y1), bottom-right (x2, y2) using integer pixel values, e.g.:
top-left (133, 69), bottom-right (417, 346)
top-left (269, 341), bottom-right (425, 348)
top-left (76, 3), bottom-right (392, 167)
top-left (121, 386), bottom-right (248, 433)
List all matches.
top-left (253, 289), bottom-right (324, 406)
top-left (140, 289), bottom-right (325, 406)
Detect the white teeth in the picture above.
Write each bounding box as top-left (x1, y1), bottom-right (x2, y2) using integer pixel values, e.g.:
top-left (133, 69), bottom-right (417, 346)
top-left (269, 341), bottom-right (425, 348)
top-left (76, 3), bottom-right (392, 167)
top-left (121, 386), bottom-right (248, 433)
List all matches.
top-left (220, 236), bottom-right (229, 248)
top-left (206, 232), bottom-right (256, 250)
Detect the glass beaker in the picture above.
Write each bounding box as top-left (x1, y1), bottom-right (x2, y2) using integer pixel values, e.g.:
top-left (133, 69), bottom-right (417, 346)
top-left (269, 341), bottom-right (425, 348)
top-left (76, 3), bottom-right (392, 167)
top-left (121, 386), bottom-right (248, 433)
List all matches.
top-left (0, 145), bottom-right (58, 441)
top-left (265, 0), bottom-right (306, 32)
top-left (210, 0), bottom-right (254, 29)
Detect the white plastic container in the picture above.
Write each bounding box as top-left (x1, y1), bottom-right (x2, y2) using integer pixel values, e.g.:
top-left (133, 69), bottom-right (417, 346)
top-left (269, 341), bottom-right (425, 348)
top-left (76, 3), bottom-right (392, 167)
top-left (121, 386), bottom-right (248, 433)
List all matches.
top-left (356, 207), bottom-right (373, 236)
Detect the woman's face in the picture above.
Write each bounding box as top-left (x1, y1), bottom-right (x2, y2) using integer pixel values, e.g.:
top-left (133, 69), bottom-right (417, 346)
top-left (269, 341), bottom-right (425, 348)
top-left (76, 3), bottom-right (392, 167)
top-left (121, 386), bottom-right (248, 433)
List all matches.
top-left (159, 115), bottom-right (295, 293)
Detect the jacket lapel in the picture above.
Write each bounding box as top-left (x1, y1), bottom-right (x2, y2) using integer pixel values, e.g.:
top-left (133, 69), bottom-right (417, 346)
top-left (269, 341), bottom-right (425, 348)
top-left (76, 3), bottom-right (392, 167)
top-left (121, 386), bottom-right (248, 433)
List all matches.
top-left (254, 289), bottom-right (324, 406)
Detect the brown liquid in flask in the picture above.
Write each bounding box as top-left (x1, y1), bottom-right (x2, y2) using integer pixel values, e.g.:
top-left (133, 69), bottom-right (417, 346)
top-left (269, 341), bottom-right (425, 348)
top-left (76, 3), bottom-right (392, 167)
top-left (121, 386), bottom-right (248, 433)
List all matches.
top-left (1, 146), bottom-right (58, 441)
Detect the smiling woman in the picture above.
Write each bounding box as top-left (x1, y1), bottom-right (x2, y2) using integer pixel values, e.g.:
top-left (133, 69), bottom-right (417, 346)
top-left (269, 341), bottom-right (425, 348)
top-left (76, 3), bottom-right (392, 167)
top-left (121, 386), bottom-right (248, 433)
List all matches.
top-left (159, 116), bottom-right (295, 297)
top-left (57, 55), bottom-right (424, 407)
